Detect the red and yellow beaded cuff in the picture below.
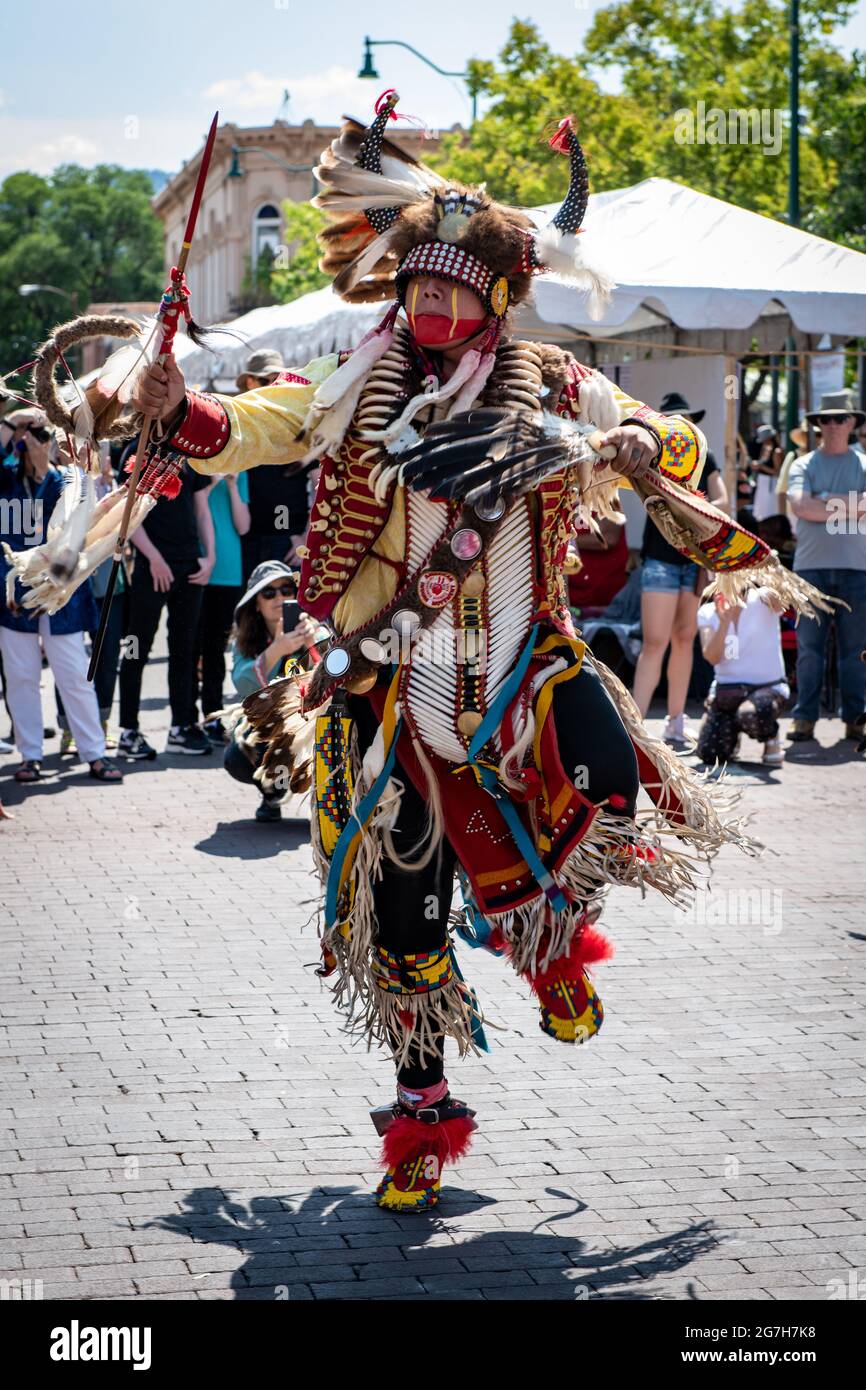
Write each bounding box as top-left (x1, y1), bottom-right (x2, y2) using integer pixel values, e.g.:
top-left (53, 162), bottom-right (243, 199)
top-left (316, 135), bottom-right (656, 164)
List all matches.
top-left (625, 406), bottom-right (702, 486)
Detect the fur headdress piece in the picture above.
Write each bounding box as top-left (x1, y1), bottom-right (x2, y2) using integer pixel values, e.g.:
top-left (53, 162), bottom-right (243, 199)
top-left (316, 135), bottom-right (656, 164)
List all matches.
top-left (313, 93), bottom-right (612, 320)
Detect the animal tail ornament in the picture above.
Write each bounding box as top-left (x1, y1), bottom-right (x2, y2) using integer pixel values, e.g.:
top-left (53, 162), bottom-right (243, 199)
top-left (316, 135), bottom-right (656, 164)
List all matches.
top-left (3, 485), bottom-right (157, 616)
top-left (2, 447), bottom-right (185, 615)
top-left (33, 314), bottom-right (161, 447)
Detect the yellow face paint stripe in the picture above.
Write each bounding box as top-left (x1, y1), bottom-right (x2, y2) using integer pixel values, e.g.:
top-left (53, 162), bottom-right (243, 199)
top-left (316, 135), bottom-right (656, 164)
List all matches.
top-left (448, 285), bottom-right (458, 340)
top-left (409, 282), bottom-right (419, 330)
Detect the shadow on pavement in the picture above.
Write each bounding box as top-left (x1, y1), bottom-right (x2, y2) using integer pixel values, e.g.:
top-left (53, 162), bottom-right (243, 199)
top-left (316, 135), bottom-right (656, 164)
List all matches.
top-left (0, 748), bottom-right (224, 802)
top-left (143, 1184), bottom-right (720, 1301)
top-left (195, 819), bottom-right (311, 860)
top-left (783, 738), bottom-right (863, 766)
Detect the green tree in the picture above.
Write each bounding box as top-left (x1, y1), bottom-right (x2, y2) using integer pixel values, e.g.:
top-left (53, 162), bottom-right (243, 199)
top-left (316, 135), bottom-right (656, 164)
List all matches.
top-left (580, 0), bottom-right (855, 222)
top-left (430, 6), bottom-right (862, 247)
top-left (432, 21), bottom-right (656, 206)
top-left (269, 201), bottom-right (329, 304)
top-left (0, 164), bottom-right (163, 392)
top-left (234, 244), bottom-right (277, 315)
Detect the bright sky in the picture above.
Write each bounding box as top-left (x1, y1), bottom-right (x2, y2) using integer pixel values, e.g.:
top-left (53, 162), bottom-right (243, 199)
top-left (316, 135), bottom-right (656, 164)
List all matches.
top-left (1, 0), bottom-right (864, 181)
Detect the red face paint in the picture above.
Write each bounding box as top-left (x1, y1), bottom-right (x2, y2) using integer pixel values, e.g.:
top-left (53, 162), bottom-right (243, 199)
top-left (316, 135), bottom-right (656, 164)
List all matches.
top-left (409, 311), bottom-right (487, 346)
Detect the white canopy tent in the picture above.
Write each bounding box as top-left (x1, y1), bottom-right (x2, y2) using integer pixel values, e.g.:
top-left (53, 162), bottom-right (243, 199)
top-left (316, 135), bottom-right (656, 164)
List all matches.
top-left (529, 177), bottom-right (866, 337)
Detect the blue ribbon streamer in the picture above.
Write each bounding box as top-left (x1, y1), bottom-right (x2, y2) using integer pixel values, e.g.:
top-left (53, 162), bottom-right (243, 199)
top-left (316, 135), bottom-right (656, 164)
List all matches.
top-left (448, 944), bottom-right (490, 1052)
top-left (462, 625), bottom-right (568, 914)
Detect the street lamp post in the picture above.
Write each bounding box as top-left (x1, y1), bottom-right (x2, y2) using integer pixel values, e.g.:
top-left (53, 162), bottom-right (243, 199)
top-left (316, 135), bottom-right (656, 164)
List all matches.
top-left (19, 283), bottom-right (81, 371)
top-left (18, 283), bottom-right (79, 315)
top-left (226, 146), bottom-right (317, 198)
top-left (785, 0), bottom-right (801, 442)
top-left (359, 36), bottom-right (478, 124)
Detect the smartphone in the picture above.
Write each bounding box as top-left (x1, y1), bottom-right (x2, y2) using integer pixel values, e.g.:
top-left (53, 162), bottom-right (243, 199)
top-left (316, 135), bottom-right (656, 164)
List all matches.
top-left (282, 599), bottom-right (302, 633)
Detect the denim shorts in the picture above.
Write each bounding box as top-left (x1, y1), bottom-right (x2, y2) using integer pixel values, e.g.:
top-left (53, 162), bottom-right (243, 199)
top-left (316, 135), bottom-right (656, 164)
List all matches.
top-left (641, 558), bottom-right (700, 593)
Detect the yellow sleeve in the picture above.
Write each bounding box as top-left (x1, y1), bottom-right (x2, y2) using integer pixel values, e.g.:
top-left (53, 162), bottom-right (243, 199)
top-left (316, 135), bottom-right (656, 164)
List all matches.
top-left (610, 383), bottom-right (708, 490)
top-left (185, 354), bottom-right (339, 476)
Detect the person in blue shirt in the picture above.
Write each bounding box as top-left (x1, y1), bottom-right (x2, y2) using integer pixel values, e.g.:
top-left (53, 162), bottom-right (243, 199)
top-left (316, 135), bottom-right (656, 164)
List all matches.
top-left (224, 560), bottom-right (320, 822)
top-left (0, 410), bottom-right (121, 783)
top-left (193, 470), bottom-right (250, 742)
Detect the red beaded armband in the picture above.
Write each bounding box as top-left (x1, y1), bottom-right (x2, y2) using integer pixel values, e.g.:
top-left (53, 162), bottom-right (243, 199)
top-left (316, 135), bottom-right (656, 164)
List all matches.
top-left (169, 391), bottom-right (230, 459)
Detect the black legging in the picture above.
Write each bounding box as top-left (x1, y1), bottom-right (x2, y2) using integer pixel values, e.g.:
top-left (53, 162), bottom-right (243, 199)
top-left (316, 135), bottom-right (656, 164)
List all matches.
top-left (195, 584), bottom-right (242, 721)
top-left (348, 654), bottom-right (639, 1088)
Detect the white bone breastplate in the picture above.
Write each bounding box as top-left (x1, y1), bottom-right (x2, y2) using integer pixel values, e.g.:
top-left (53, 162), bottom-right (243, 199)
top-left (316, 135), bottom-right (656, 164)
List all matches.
top-left (401, 489), bottom-right (535, 764)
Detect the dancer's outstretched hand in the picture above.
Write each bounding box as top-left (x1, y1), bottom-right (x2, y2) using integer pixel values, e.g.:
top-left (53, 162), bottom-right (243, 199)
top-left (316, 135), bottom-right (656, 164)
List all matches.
top-left (595, 423), bottom-right (659, 478)
top-left (133, 353), bottom-right (187, 420)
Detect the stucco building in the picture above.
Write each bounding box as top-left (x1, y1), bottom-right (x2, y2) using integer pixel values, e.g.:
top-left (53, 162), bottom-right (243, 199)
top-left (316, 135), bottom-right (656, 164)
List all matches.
top-left (152, 118), bottom-right (451, 324)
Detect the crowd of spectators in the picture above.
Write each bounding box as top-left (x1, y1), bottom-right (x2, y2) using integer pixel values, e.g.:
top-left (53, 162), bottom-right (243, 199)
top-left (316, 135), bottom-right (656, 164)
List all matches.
top-left (1, 363), bottom-right (864, 822)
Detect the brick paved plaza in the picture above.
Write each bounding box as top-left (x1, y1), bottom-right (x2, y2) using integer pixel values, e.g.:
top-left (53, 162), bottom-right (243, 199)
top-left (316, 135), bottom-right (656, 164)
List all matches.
top-left (1, 633), bottom-right (864, 1303)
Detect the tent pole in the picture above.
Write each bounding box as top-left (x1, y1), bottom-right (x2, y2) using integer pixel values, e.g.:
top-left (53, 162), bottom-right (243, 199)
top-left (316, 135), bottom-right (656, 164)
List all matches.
top-left (724, 353), bottom-right (738, 512)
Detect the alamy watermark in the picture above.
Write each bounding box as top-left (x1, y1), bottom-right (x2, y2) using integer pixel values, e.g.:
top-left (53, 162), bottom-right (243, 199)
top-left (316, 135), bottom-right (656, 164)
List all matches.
top-left (0, 497), bottom-right (44, 546)
top-left (680, 887), bottom-right (783, 936)
top-left (674, 101), bottom-right (783, 157)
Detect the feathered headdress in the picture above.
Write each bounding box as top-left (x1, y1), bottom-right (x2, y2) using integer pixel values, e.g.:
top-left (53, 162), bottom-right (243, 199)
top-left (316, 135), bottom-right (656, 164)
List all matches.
top-left (313, 93), bottom-right (613, 320)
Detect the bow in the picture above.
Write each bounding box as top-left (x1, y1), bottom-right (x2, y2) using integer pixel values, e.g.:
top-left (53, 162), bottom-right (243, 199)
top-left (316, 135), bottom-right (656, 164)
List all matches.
top-left (86, 110), bottom-right (219, 680)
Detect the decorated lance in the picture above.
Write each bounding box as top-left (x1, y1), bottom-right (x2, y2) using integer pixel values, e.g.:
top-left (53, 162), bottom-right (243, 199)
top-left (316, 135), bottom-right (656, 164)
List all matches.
top-left (86, 111), bottom-right (219, 682)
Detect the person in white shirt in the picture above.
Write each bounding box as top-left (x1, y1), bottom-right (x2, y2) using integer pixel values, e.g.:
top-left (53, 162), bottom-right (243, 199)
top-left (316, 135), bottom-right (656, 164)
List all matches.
top-left (696, 586), bottom-right (790, 766)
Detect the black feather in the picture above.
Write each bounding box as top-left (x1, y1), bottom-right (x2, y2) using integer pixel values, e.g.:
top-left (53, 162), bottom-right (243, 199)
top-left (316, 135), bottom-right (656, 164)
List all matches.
top-left (400, 409), bottom-right (569, 503)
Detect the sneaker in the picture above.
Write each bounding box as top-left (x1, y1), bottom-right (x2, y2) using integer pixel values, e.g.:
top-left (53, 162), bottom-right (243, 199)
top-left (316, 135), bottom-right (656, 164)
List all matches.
top-left (59, 729), bottom-right (76, 757)
top-left (786, 720), bottom-right (815, 742)
top-left (662, 713), bottom-right (698, 748)
top-left (167, 725), bottom-right (212, 756)
top-left (255, 798), bottom-right (282, 823)
top-left (118, 730), bottom-right (157, 761)
top-left (202, 717), bottom-right (228, 745)
top-left (762, 737), bottom-right (784, 766)
top-left (0, 736), bottom-right (13, 754)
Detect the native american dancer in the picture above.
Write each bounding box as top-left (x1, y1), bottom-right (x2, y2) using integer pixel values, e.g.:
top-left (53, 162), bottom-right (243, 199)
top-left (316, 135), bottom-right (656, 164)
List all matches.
top-left (21, 95), bottom-right (832, 1211)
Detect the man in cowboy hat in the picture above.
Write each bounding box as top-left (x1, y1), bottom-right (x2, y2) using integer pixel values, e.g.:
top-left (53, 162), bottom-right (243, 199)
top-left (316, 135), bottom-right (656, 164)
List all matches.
top-left (235, 350), bottom-right (312, 584)
top-left (235, 348), bottom-right (286, 395)
top-left (786, 389), bottom-right (866, 742)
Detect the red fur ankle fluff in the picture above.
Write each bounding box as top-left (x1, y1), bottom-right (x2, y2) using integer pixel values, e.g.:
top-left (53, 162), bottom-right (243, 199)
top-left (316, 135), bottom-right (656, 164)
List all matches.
top-left (525, 924), bottom-right (614, 993)
top-left (381, 1114), bottom-right (476, 1171)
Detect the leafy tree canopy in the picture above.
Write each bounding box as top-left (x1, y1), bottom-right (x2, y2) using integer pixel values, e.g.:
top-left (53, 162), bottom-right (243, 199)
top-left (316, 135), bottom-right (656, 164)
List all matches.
top-left (0, 164), bottom-right (163, 388)
top-left (432, 4), bottom-right (863, 250)
top-left (269, 201), bottom-right (330, 305)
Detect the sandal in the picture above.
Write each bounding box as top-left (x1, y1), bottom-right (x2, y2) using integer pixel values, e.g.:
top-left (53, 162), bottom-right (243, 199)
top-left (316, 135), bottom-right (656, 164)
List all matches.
top-left (15, 760), bottom-right (42, 783)
top-left (89, 757), bottom-right (123, 783)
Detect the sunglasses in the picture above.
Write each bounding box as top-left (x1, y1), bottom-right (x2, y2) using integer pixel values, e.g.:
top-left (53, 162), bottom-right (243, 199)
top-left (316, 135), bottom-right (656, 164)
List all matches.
top-left (815, 415), bottom-right (851, 426)
top-left (26, 425), bottom-right (51, 443)
top-left (259, 583), bottom-right (295, 599)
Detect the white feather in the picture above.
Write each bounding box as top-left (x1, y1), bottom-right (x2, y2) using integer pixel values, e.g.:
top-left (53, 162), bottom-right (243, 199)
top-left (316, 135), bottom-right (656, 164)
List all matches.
top-left (335, 224), bottom-right (399, 290)
top-left (71, 395), bottom-right (95, 452)
top-left (49, 470), bottom-right (96, 580)
top-left (378, 152), bottom-right (443, 192)
top-left (92, 317), bottom-right (162, 408)
top-left (303, 315), bottom-right (397, 458)
top-left (533, 224), bottom-right (615, 320)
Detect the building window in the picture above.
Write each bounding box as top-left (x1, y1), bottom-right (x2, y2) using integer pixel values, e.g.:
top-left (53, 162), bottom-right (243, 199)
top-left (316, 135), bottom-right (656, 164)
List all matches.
top-left (252, 204), bottom-right (281, 266)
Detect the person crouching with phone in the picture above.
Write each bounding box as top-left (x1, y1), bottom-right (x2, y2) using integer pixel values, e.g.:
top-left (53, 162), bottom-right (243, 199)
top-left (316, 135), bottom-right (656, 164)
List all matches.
top-left (225, 561), bottom-right (321, 822)
top-left (695, 586), bottom-right (789, 767)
